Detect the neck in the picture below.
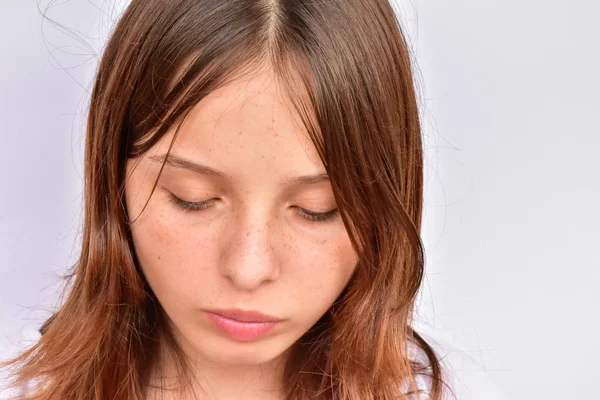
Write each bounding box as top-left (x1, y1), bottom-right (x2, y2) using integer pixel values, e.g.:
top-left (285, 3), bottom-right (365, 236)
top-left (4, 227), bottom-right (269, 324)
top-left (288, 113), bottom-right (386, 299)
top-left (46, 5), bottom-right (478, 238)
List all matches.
top-left (146, 331), bottom-right (288, 400)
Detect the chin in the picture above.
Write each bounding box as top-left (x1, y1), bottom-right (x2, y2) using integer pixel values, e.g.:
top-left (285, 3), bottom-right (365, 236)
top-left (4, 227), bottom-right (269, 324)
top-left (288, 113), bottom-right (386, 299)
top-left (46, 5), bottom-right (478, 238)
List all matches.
top-left (194, 336), bottom-right (292, 366)
top-left (201, 343), bottom-right (287, 366)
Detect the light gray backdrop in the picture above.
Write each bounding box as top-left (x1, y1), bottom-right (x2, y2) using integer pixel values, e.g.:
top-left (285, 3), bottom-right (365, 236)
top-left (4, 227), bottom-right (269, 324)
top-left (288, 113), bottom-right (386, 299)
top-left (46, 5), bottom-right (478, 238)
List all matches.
top-left (1, 1), bottom-right (598, 399)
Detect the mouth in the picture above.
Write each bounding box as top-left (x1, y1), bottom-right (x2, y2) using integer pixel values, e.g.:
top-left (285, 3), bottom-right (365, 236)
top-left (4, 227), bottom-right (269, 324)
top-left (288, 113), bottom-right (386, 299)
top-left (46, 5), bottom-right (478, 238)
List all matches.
top-left (204, 309), bottom-right (282, 342)
top-left (205, 308), bottom-right (281, 323)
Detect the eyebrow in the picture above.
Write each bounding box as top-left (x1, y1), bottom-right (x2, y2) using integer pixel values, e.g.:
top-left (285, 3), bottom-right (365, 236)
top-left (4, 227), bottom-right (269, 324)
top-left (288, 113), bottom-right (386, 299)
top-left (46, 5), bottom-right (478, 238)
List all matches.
top-left (148, 153), bottom-right (330, 186)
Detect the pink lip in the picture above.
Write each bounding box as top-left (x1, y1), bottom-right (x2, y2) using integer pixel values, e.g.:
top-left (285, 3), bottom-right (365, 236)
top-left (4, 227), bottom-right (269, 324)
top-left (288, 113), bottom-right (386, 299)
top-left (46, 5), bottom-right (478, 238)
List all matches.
top-left (205, 309), bottom-right (281, 342)
top-left (207, 308), bottom-right (281, 322)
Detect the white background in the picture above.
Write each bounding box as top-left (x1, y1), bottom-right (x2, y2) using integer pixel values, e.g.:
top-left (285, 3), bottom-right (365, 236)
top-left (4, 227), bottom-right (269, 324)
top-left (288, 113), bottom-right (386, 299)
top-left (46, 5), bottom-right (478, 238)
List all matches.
top-left (1, 1), bottom-right (598, 399)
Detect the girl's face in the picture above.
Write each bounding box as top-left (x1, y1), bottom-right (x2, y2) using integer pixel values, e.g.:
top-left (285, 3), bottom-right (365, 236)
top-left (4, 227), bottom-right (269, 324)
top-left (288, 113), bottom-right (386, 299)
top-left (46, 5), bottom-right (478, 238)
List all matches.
top-left (125, 67), bottom-right (358, 368)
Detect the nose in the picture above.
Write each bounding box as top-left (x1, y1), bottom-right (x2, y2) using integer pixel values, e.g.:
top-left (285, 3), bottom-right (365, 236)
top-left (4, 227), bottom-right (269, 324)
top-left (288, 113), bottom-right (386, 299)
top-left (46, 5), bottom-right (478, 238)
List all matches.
top-left (219, 213), bottom-right (281, 291)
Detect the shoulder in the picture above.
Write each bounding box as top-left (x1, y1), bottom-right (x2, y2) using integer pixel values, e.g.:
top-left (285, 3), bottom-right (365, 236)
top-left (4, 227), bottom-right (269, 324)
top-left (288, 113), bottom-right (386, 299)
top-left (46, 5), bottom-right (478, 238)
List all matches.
top-left (408, 335), bottom-right (509, 400)
top-left (0, 328), bottom-right (43, 399)
top-left (402, 338), bottom-right (438, 399)
top-left (440, 348), bottom-right (508, 400)
top-left (403, 334), bottom-right (510, 400)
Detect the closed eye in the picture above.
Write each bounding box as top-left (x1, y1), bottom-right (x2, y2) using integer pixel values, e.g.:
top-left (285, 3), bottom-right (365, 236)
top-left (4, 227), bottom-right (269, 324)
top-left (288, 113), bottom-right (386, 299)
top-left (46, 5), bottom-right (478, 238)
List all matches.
top-left (168, 193), bottom-right (216, 211)
top-left (294, 206), bottom-right (339, 223)
top-left (168, 193), bottom-right (339, 223)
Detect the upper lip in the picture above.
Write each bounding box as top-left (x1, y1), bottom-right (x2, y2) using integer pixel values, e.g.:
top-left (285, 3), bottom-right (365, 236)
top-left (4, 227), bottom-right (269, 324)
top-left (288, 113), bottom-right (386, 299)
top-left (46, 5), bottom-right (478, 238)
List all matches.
top-left (206, 308), bottom-right (281, 323)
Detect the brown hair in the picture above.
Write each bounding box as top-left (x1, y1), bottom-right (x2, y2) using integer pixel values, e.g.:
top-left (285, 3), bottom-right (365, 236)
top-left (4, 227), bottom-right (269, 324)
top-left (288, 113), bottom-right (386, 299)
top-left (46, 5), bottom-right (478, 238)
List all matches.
top-left (2, 0), bottom-right (448, 398)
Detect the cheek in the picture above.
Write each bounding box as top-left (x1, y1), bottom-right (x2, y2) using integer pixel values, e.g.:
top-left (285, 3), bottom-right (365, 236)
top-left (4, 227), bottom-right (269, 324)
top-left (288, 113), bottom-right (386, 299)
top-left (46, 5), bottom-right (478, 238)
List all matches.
top-left (281, 233), bottom-right (357, 306)
top-left (130, 208), bottom-right (222, 306)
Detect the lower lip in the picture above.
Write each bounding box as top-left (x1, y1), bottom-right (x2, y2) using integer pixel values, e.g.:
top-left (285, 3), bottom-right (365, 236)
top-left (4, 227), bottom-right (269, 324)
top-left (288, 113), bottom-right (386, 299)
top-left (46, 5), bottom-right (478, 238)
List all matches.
top-left (205, 312), bottom-right (279, 342)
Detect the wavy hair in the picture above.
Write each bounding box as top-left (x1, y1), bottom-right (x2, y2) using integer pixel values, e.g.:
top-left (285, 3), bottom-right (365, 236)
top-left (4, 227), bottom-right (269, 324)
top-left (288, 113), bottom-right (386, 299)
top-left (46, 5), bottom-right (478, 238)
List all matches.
top-left (2, 0), bottom-right (447, 399)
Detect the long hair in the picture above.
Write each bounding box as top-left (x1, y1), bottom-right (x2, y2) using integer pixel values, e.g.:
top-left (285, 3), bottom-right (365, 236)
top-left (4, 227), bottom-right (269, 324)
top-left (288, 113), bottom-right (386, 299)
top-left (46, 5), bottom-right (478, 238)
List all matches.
top-left (2, 0), bottom-right (446, 398)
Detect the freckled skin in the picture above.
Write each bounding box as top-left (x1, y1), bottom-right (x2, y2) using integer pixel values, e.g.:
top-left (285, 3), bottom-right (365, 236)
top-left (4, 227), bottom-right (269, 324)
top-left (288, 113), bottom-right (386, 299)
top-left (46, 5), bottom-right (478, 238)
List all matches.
top-left (125, 67), bottom-right (358, 397)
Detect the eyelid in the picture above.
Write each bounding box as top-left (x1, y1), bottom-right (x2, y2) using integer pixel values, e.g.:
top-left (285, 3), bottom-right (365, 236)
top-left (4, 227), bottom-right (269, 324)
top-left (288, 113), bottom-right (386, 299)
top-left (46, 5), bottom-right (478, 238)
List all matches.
top-left (168, 192), bottom-right (215, 211)
top-left (169, 192), bottom-right (339, 223)
top-left (294, 206), bottom-right (339, 222)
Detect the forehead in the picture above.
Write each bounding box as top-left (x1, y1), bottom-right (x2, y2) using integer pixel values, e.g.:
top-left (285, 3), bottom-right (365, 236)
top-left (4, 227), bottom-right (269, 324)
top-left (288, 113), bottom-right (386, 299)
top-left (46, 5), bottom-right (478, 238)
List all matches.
top-left (152, 67), bottom-right (323, 175)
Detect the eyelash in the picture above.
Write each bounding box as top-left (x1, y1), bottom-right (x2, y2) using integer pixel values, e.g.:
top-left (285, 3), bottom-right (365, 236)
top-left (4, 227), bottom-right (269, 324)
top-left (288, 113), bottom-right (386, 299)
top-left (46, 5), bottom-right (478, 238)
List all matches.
top-left (168, 194), bottom-right (339, 223)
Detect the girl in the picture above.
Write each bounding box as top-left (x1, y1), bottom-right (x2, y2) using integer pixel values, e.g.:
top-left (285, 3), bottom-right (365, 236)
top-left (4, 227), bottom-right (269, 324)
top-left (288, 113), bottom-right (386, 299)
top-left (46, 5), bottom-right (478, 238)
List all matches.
top-left (2, 0), bottom-right (449, 398)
